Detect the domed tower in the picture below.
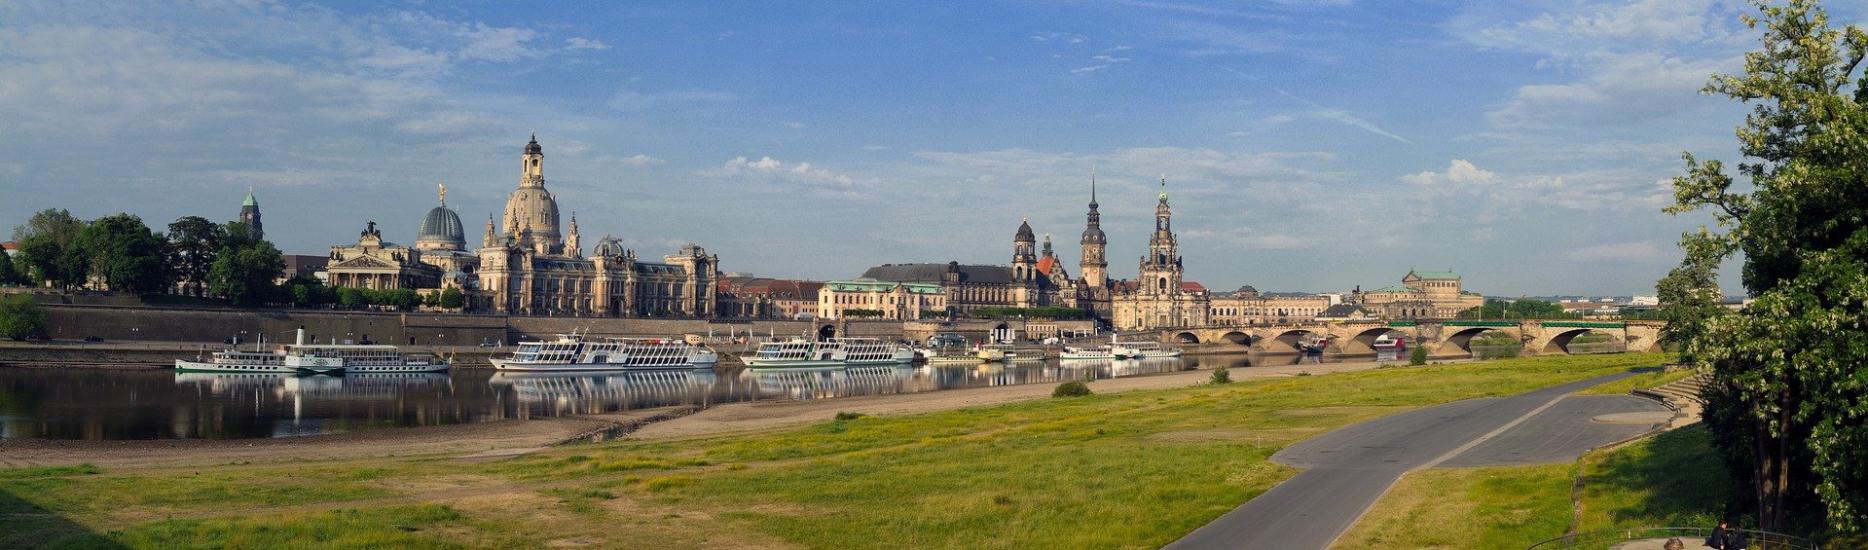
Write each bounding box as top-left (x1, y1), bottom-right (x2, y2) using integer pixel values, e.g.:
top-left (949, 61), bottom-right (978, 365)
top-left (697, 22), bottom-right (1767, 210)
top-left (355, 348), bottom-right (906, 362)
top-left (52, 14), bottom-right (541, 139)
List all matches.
top-left (502, 134), bottom-right (562, 254)
top-left (1139, 176), bottom-right (1182, 297)
top-left (1013, 218), bottom-right (1036, 282)
top-left (1079, 173), bottom-right (1107, 288)
top-left (239, 188), bottom-right (263, 241)
top-left (416, 184), bottom-right (466, 251)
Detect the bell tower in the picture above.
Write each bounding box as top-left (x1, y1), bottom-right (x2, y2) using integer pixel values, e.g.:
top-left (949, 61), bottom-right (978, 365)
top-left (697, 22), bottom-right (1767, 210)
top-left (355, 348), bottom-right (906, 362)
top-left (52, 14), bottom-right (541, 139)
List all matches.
top-left (1138, 176), bottom-right (1181, 296)
top-left (1079, 173), bottom-right (1107, 288)
top-left (521, 133), bottom-right (544, 188)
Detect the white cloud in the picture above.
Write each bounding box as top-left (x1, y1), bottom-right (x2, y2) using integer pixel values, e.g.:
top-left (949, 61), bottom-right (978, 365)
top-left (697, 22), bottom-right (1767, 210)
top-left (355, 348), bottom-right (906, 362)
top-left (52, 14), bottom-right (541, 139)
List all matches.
top-left (1563, 241), bottom-right (1664, 262)
top-left (1091, 55), bottom-right (1132, 63)
top-left (563, 37), bottom-right (610, 51)
top-left (1402, 159), bottom-right (1496, 188)
top-left (456, 23), bottom-right (540, 62)
top-left (710, 155), bottom-right (858, 188)
top-left (1071, 65), bottom-right (1109, 74)
top-left (621, 154), bottom-right (664, 166)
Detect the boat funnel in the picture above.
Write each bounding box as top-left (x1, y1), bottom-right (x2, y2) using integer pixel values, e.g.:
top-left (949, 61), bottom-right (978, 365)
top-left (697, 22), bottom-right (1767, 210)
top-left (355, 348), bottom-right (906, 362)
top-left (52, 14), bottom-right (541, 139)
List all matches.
top-left (295, 328), bottom-right (306, 346)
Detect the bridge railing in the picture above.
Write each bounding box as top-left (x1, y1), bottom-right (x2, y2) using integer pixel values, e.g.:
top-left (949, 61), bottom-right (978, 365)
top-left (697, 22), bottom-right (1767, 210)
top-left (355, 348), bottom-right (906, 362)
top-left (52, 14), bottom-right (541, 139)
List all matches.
top-left (1526, 527), bottom-right (1818, 550)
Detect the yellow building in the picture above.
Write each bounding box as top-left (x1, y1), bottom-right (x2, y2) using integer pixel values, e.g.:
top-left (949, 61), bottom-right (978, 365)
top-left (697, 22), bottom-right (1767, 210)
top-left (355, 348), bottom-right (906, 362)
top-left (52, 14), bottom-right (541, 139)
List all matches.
top-left (1112, 178), bottom-right (1210, 330)
top-left (1351, 269), bottom-right (1485, 320)
top-left (817, 279), bottom-right (947, 321)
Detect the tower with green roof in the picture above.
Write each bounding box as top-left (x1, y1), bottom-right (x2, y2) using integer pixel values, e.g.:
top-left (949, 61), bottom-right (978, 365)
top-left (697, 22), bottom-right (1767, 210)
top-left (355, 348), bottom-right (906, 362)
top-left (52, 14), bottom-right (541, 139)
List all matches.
top-left (239, 187), bottom-right (262, 241)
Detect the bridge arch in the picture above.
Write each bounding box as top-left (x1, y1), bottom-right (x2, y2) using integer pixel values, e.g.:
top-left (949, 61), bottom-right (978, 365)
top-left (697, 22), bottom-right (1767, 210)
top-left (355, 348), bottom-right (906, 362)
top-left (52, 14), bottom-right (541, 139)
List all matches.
top-left (1342, 326), bottom-right (1407, 355)
top-left (1539, 328), bottom-right (1624, 355)
top-left (1221, 330), bottom-right (1252, 346)
top-left (1437, 327), bottom-right (1521, 357)
top-left (1265, 329), bottom-right (1317, 354)
top-left (1175, 331), bottom-right (1202, 344)
top-left (817, 324), bottom-right (838, 341)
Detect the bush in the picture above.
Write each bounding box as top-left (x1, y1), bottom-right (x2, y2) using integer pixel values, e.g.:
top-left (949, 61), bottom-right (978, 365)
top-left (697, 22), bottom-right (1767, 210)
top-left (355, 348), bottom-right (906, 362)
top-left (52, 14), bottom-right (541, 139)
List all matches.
top-left (833, 411), bottom-right (865, 421)
top-left (1409, 345), bottom-right (1427, 366)
top-left (0, 294), bottom-right (46, 341)
top-left (1052, 380), bottom-right (1093, 397)
top-left (1209, 368), bottom-right (1232, 384)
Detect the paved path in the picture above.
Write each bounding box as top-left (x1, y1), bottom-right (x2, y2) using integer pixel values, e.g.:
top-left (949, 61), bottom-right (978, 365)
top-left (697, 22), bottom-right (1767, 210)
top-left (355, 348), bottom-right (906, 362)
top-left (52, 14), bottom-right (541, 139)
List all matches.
top-left (1168, 372), bottom-right (1660, 550)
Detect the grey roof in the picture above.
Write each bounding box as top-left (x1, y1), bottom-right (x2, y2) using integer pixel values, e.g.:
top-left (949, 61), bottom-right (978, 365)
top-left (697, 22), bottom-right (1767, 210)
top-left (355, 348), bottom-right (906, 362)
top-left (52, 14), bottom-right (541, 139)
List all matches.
top-left (418, 205), bottom-right (465, 245)
top-left (861, 263), bottom-right (1012, 284)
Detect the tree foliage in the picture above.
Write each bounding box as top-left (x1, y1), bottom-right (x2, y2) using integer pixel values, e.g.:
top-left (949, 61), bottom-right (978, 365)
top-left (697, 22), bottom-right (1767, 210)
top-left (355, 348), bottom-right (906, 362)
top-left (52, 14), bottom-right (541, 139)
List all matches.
top-left (0, 294), bottom-right (45, 341)
top-left (1660, 0), bottom-right (1868, 533)
top-left (207, 222), bottom-right (283, 306)
top-left (78, 214), bottom-right (171, 295)
top-left (967, 306), bottom-right (1086, 319)
top-left (12, 209), bottom-right (88, 290)
top-left (166, 216), bottom-right (223, 297)
top-left (438, 287), bottom-right (465, 310)
top-left (0, 246), bottom-right (19, 285)
top-left (1456, 298), bottom-right (1577, 320)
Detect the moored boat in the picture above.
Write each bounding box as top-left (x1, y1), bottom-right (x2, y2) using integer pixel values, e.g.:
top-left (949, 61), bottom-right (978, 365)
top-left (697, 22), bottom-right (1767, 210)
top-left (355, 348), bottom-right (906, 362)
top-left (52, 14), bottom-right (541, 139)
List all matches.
top-left (174, 330), bottom-right (448, 374)
top-left (1111, 340), bottom-right (1182, 360)
top-left (490, 334), bottom-right (718, 371)
top-left (743, 338), bottom-right (915, 368)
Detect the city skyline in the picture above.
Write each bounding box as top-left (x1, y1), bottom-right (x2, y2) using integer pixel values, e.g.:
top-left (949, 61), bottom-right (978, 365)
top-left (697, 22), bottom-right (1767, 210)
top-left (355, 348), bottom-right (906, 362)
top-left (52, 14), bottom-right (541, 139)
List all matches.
top-left (6, 1), bottom-right (1851, 296)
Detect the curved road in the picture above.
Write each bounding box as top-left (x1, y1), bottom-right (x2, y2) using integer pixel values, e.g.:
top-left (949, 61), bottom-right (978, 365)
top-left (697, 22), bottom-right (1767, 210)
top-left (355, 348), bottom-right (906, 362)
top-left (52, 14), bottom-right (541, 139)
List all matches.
top-left (1167, 372), bottom-right (1668, 550)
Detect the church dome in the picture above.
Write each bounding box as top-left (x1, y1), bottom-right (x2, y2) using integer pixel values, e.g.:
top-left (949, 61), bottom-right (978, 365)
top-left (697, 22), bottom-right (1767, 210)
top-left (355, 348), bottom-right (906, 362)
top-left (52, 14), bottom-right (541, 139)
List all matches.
top-left (416, 205), bottom-right (466, 250)
top-left (502, 187), bottom-right (561, 244)
top-left (591, 236), bottom-right (625, 258)
top-left (1015, 219), bottom-right (1035, 242)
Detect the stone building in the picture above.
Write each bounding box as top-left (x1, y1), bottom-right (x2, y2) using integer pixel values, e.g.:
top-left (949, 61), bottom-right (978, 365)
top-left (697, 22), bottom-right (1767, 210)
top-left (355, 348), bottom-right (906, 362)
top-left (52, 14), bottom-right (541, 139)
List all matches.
top-left (717, 276), bottom-right (823, 320)
top-left (413, 184), bottom-right (479, 289)
top-left (1075, 176), bottom-right (1113, 320)
top-left (817, 279), bottom-right (947, 321)
top-left (475, 135), bottom-right (720, 317)
top-left (1208, 286), bottom-right (1335, 325)
top-left (1111, 179), bottom-right (1210, 330)
top-left (859, 262), bottom-right (1014, 314)
top-left (239, 188), bottom-right (262, 240)
top-left (325, 221), bottom-right (441, 290)
top-left (1350, 269), bottom-right (1484, 320)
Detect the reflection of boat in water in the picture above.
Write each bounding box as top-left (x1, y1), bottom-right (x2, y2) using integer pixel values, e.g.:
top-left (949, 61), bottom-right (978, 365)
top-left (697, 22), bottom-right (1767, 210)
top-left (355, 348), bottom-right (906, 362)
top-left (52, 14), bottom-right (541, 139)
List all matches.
top-left (174, 372), bottom-right (450, 399)
top-left (1297, 337), bottom-right (1331, 355)
top-left (739, 365), bottom-right (915, 400)
top-left (492, 334), bottom-right (718, 371)
top-left (176, 330), bottom-right (447, 375)
top-left (745, 338), bottom-right (915, 368)
top-left (487, 369), bottom-right (718, 409)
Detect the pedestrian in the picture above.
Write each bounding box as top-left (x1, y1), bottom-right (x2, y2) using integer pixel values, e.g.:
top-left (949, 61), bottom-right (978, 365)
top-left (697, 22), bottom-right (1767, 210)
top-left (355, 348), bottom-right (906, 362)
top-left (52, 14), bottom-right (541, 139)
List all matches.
top-left (1708, 519), bottom-right (1733, 550)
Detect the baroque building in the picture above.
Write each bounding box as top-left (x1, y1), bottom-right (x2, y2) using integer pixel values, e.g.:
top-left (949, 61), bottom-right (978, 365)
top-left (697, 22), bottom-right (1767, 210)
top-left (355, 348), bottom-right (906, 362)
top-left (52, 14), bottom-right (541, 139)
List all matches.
top-left (414, 184), bottom-right (479, 289)
top-left (1349, 269), bottom-right (1484, 320)
top-left (1111, 178), bottom-right (1210, 330)
top-left (475, 135), bottom-right (720, 317)
top-left (817, 279), bottom-right (947, 320)
top-left (1208, 286), bottom-right (1335, 325)
top-left (325, 221), bottom-right (441, 290)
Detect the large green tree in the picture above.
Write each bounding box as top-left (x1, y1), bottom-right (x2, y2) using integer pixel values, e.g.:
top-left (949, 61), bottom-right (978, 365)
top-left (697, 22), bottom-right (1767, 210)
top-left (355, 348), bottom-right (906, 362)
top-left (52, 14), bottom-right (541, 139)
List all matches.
top-left (0, 294), bottom-right (45, 340)
top-left (206, 221), bottom-right (283, 306)
top-left (0, 246), bottom-right (19, 285)
top-left (1661, 0), bottom-right (1868, 533)
top-left (12, 209), bottom-right (87, 290)
top-left (77, 214), bottom-right (171, 295)
top-left (166, 216), bottom-right (224, 297)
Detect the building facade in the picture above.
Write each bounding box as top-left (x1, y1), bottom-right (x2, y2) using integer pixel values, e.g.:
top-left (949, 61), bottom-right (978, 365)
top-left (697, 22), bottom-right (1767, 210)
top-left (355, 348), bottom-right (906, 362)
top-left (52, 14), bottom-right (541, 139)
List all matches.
top-left (239, 188), bottom-right (262, 240)
top-left (475, 136), bottom-right (720, 317)
top-left (1350, 269), bottom-right (1485, 320)
top-left (1208, 286), bottom-right (1336, 325)
top-left (1111, 179), bottom-right (1211, 330)
top-left (717, 276), bottom-right (823, 319)
top-left (413, 184), bottom-right (479, 289)
top-left (817, 279), bottom-right (947, 320)
top-left (325, 221), bottom-right (442, 290)
top-left (1076, 176), bottom-right (1113, 320)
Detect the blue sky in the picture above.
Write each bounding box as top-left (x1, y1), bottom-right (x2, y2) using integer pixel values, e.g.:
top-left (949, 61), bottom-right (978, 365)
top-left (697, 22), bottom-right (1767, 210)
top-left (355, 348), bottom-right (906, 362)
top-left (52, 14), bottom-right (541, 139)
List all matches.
top-left (5, 0), bottom-right (1853, 296)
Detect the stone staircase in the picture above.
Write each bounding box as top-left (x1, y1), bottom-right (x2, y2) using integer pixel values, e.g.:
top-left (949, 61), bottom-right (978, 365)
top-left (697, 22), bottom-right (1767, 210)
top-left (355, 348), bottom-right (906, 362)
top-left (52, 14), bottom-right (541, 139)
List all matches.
top-left (1632, 371), bottom-right (1709, 428)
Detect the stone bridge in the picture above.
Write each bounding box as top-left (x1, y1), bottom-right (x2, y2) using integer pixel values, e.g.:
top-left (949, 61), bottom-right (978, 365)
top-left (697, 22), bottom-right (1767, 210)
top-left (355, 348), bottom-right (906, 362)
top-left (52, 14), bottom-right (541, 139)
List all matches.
top-left (1149, 320), bottom-right (1665, 357)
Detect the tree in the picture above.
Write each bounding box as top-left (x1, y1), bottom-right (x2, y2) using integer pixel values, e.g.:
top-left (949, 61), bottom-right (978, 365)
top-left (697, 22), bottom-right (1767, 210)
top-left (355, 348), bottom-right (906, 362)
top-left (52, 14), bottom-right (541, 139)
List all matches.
top-left (167, 216), bottom-right (223, 297)
top-left (438, 287), bottom-right (465, 310)
top-left (12, 209), bottom-right (87, 290)
top-left (338, 287), bottom-right (367, 309)
top-left (1662, 0), bottom-right (1868, 533)
top-left (0, 294), bottom-right (46, 340)
top-left (77, 214), bottom-right (171, 295)
top-left (0, 247), bottom-right (19, 285)
top-left (207, 235), bottom-right (283, 306)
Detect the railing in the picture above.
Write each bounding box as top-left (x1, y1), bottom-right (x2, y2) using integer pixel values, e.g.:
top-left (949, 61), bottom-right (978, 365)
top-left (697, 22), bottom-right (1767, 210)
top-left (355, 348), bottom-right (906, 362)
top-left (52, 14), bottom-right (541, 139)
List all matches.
top-left (1527, 527), bottom-right (1819, 550)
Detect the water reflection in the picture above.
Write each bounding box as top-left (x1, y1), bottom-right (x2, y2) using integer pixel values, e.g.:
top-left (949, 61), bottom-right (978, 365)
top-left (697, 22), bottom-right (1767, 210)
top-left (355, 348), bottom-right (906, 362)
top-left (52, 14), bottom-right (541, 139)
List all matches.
top-left (0, 352), bottom-right (1362, 440)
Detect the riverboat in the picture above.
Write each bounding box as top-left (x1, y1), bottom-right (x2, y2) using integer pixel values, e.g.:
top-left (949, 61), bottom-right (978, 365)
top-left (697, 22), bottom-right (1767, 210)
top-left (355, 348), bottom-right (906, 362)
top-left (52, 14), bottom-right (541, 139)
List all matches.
top-left (920, 345), bottom-right (981, 364)
top-left (1060, 345), bottom-right (1114, 360)
top-left (743, 338), bottom-right (915, 368)
top-left (1111, 341), bottom-right (1182, 360)
top-left (1372, 334), bottom-right (1406, 351)
top-left (976, 344), bottom-right (1013, 362)
top-left (174, 330), bottom-right (448, 374)
top-left (490, 334), bottom-right (718, 371)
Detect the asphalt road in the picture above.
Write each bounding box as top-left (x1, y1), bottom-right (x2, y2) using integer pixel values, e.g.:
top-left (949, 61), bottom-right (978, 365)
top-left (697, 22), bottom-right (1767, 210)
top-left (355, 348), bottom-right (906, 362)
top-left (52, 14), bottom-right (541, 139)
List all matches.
top-left (1166, 372), bottom-right (1658, 550)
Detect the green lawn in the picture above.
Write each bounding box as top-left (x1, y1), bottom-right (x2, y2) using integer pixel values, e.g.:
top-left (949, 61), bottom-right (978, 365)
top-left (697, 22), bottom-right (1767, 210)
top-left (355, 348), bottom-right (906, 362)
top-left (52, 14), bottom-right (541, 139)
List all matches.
top-left (1, 353), bottom-right (1671, 549)
top-left (1338, 425), bottom-right (1730, 549)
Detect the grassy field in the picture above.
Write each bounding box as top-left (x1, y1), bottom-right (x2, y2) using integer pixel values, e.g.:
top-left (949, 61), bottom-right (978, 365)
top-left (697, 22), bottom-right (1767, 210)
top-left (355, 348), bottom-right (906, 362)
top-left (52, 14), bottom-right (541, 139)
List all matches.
top-left (1, 353), bottom-right (1669, 549)
top-left (1336, 423), bottom-right (1729, 549)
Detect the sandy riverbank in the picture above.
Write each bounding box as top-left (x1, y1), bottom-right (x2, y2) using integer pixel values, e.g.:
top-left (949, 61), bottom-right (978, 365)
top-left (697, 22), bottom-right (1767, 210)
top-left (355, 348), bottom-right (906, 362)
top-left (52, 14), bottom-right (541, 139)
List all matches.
top-left (0, 358), bottom-right (1443, 469)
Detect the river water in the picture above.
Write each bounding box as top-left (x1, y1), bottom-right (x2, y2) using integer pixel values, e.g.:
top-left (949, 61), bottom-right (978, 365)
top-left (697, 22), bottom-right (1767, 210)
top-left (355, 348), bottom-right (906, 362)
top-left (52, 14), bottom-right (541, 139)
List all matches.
top-left (0, 353), bottom-right (1355, 440)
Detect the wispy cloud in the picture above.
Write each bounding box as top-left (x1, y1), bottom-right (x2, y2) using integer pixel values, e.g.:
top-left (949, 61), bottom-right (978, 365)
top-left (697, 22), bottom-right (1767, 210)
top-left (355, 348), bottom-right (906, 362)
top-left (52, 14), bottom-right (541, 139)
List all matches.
top-left (1563, 241), bottom-right (1664, 262)
top-left (563, 37), bottom-right (610, 51)
top-left (621, 154), bottom-right (664, 166)
top-left (607, 89), bottom-right (738, 111)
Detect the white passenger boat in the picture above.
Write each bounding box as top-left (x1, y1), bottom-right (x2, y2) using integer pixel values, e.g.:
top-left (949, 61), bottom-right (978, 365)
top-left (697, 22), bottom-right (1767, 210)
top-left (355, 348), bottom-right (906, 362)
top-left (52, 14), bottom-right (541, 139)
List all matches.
top-left (490, 334), bottom-right (718, 371)
top-left (743, 338), bottom-right (915, 368)
top-left (921, 345), bottom-right (981, 364)
top-left (976, 344), bottom-right (1012, 362)
top-left (1111, 340), bottom-right (1181, 360)
top-left (174, 330), bottom-right (448, 374)
top-left (1059, 345), bottom-right (1114, 360)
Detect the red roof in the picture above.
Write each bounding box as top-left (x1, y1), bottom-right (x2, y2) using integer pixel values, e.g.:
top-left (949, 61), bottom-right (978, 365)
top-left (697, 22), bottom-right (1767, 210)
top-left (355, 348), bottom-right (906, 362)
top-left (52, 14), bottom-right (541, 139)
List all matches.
top-left (0, 241), bottom-right (16, 251)
top-left (1181, 281), bottom-right (1206, 292)
top-left (1035, 256), bottom-right (1057, 276)
top-left (718, 277), bottom-right (823, 300)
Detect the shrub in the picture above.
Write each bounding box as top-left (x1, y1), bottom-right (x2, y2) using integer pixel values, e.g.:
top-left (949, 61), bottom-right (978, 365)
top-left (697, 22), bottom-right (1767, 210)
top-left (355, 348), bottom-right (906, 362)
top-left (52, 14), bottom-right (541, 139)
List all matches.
top-left (1053, 380), bottom-right (1093, 397)
top-left (834, 411), bottom-right (866, 421)
top-left (1209, 368), bottom-right (1232, 384)
top-left (0, 294), bottom-right (46, 341)
top-left (1409, 345), bottom-right (1428, 366)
